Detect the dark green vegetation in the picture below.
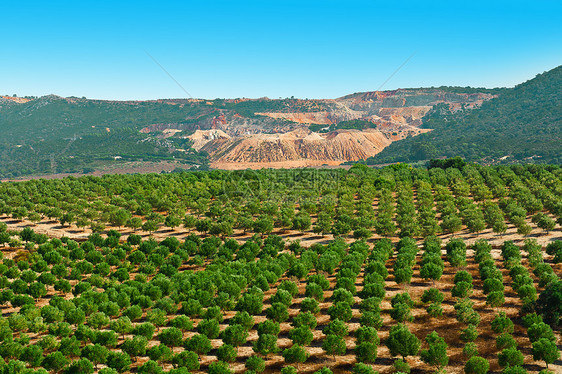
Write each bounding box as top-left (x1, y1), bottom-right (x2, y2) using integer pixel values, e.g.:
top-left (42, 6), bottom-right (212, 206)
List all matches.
top-left (308, 120), bottom-right (377, 133)
top-left (0, 163), bottom-right (561, 373)
top-left (370, 65), bottom-right (562, 165)
top-left (0, 97), bottom-right (324, 178)
top-left (0, 163), bottom-right (560, 240)
top-left (0, 96), bottom-right (211, 177)
top-left (427, 157), bottom-right (468, 170)
top-left (211, 97), bottom-right (325, 119)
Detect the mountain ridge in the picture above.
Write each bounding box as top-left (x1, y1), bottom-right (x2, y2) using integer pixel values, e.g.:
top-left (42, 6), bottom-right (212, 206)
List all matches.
top-left (0, 66), bottom-right (559, 177)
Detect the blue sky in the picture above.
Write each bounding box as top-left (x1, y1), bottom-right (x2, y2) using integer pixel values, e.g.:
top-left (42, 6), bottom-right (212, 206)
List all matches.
top-left (2, 0), bottom-right (561, 100)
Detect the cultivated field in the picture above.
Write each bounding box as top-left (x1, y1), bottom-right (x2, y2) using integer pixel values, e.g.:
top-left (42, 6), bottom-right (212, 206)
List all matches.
top-left (0, 164), bottom-right (560, 374)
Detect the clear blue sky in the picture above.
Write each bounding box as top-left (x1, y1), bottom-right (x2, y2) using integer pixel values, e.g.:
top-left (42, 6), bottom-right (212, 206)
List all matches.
top-left (2, 0), bottom-right (561, 100)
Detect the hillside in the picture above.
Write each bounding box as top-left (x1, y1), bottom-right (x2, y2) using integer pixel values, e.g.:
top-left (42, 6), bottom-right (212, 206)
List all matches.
top-left (188, 89), bottom-right (493, 169)
top-left (369, 66), bottom-right (562, 165)
top-left (2, 66), bottom-right (560, 177)
top-left (192, 128), bottom-right (395, 169)
top-left (0, 88), bottom-right (494, 177)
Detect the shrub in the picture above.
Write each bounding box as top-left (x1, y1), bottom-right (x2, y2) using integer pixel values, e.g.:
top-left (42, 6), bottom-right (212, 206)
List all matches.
top-left (420, 331), bottom-right (448, 369)
top-left (292, 312), bottom-right (317, 329)
top-left (385, 324), bottom-right (420, 360)
top-left (221, 324), bottom-right (248, 346)
top-left (186, 334), bottom-right (212, 355)
top-left (327, 302), bottom-right (352, 322)
top-left (463, 342), bottom-right (478, 359)
top-left (289, 326), bottom-right (314, 346)
top-left (496, 333), bottom-right (517, 350)
top-left (323, 319), bottom-right (348, 337)
top-left (257, 320), bottom-right (280, 336)
top-left (216, 344), bottom-right (237, 363)
top-left (301, 297), bottom-right (320, 314)
top-left (460, 324), bottom-right (479, 343)
top-left (355, 326), bottom-right (379, 345)
top-left (266, 302), bottom-right (289, 322)
top-left (464, 356), bottom-right (489, 374)
top-left (355, 342), bottom-right (377, 363)
top-left (491, 312), bottom-right (514, 334)
top-left (197, 319), bottom-right (220, 339)
top-left (353, 363), bottom-right (377, 374)
top-left (253, 334), bottom-right (278, 355)
top-left (246, 356), bottom-right (266, 373)
top-left (421, 288), bottom-right (444, 304)
top-left (394, 360), bottom-right (410, 373)
top-left (171, 351), bottom-right (199, 371)
top-left (282, 344), bottom-right (308, 366)
top-left (138, 360), bottom-right (163, 374)
top-left (498, 347), bottom-right (524, 368)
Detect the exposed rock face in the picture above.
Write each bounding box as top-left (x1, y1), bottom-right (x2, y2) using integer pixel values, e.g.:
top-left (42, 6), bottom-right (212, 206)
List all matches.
top-left (0, 96), bottom-right (31, 104)
top-left (188, 129), bottom-right (230, 151)
top-left (251, 89), bottom-right (495, 145)
top-left (190, 128), bottom-right (392, 169)
top-left (182, 88), bottom-right (495, 169)
top-left (255, 110), bottom-right (363, 125)
top-left (0, 96), bottom-right (32, 110)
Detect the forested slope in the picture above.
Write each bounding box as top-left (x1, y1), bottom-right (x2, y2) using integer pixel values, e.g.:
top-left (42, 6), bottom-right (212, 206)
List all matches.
top-left (0, 96), bottom-right (214, 177)
top-left (369, 65), bottom-right (562, 164)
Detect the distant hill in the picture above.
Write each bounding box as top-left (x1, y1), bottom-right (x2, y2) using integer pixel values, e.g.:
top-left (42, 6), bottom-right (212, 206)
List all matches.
top-left (368, 65), bottom-right (562, 165)
top-left (3, 66), bottom-right (559, 178)
top-left (0, 96), bottom-right (212, 177)
top-left (0, 96), bottom-right (321, 177)
top-left (0, 88), bottom-right (495, 177)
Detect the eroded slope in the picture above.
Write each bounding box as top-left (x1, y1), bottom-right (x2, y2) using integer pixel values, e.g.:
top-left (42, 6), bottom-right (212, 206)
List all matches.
top-left (190, 128), bottom-right (393, 169)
